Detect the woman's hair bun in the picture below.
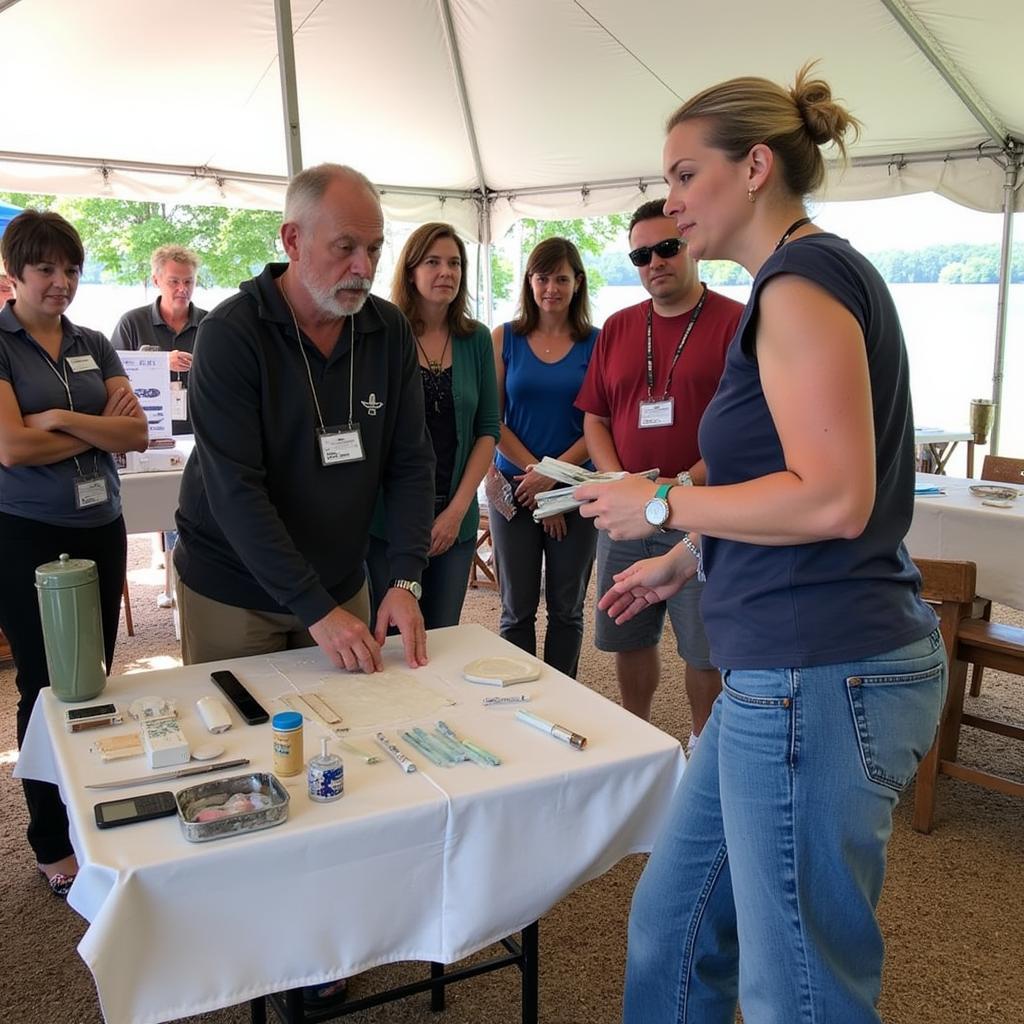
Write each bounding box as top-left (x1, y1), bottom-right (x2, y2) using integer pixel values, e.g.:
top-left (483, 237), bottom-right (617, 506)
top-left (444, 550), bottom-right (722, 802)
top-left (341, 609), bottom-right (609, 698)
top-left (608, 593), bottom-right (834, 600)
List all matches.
top-left (791, 61), bottom-right (860, 149)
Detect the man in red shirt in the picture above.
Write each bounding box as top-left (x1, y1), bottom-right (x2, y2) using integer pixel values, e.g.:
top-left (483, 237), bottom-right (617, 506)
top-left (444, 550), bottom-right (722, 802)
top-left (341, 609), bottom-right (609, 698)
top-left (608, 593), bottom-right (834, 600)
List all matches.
top-left (576, 200), bottom-right (743, 746)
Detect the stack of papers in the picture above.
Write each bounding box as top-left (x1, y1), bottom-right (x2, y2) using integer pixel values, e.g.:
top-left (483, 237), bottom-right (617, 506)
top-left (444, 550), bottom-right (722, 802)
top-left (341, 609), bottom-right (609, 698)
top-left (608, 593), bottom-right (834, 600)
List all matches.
top-left (531, 457), bottom-right (660, 521)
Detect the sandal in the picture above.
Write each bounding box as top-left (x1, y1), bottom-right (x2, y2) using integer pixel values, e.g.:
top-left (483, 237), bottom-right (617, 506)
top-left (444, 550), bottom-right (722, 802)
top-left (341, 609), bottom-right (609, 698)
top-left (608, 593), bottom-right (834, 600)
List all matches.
top-left (37, 865), bottom-right (77, 899)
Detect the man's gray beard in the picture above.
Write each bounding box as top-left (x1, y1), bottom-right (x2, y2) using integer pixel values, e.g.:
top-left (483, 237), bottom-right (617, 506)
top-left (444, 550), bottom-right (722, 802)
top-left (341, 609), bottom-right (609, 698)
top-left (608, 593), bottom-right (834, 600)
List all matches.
top-left (303, 273), bottom-right (372, 319)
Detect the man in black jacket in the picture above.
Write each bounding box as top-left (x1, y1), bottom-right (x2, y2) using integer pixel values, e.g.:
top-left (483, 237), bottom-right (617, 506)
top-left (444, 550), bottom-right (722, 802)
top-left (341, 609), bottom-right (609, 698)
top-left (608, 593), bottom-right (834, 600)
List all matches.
top-left (174, 164), bottom-right (435, 672)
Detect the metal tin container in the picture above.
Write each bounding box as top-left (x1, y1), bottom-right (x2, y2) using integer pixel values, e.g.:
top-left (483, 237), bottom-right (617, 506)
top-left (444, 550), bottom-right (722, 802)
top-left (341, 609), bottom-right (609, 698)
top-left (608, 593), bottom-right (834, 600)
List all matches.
top-left (175, 772), bottom-right (289, 843)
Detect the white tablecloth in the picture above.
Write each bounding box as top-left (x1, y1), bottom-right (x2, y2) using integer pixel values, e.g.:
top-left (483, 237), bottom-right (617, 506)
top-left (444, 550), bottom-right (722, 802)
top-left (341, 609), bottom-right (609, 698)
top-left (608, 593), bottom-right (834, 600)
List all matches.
top-left (117, 438), bottom-right (193, 534)
top-left (16, 624), bottom-right (684, 1024)
top-left (907, 472), bottom-right (1024, 609)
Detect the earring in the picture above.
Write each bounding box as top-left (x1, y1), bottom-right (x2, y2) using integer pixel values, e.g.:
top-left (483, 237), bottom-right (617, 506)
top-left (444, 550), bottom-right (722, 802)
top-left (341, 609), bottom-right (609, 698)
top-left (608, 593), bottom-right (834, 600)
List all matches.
top-left (747, 187), bottom-right (757, 204)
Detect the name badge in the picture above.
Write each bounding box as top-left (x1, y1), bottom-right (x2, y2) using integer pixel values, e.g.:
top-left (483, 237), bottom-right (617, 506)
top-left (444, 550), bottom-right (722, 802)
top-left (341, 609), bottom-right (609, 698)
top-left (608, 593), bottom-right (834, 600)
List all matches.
top-left (638, 398), bottom-right (674, 429)
top-left (318, 426), bottom-right (365, 466)
top-left (66, 354), bottom-right (100, 373)
top-left (171, 381), bottom-right (188, 421)
top-left (74, 474), bottom-right (110, 510)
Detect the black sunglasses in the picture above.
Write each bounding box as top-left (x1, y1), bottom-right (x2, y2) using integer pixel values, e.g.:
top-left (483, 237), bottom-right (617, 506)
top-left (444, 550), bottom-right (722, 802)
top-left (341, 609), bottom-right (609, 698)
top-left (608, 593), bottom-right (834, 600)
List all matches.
top-left (628, 237), bottom-right (684, 267)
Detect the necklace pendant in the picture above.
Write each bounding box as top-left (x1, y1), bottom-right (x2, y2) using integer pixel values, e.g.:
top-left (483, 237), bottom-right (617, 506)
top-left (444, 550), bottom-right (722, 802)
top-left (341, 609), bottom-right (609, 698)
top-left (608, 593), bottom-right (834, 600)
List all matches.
top-left (428, 360), bottom-right (441, 374)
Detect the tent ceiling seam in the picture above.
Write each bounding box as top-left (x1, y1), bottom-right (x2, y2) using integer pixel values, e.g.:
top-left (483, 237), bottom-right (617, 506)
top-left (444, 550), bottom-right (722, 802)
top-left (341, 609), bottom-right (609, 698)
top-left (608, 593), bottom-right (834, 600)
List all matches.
top-left (573, 1), bottom-right (683, 103)
top-left (879, 0), bottom-right (1015, 148)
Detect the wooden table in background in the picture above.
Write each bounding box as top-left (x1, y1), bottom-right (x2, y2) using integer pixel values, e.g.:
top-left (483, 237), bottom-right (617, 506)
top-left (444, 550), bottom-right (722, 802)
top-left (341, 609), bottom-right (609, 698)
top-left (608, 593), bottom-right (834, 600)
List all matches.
top-left (914, 428), bottom-right (976, 477)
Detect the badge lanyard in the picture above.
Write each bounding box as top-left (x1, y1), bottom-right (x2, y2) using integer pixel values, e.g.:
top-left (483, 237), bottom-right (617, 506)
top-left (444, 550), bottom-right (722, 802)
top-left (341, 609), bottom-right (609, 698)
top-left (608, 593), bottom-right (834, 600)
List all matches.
top-left (283, 299), bottom-right (365, 466)
top-left (638, 283), bottom-right (707, 430)
top-left (38, 348), bottom-right (108, 509)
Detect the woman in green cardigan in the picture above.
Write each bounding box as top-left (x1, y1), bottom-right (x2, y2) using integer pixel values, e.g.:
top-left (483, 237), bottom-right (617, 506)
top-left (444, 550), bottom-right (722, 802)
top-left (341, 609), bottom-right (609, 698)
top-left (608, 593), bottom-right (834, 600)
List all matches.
top-left (368, 222), bottom-right (499, 629)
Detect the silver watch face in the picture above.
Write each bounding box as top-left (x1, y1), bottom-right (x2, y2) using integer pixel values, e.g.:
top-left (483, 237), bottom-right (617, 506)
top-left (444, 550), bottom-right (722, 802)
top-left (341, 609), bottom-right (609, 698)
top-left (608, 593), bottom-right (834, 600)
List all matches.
top-left (392, 579), bottom-right (423, 600)
top-left (644, 497), bottom-right (669, 528)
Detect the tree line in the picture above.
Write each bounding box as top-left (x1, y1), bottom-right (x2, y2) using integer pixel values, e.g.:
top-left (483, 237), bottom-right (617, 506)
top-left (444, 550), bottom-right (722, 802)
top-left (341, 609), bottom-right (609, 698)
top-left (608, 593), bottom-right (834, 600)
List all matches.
top-left (589, 242), bottom-right (1024, 287)
top-left (3, 192), bottom-right (1020, 291)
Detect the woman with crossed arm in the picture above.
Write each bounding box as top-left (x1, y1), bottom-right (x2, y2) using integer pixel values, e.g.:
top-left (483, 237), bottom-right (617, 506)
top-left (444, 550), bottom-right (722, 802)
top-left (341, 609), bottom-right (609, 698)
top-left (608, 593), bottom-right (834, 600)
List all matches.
top-left (0, 211), bottom-right (147, 897)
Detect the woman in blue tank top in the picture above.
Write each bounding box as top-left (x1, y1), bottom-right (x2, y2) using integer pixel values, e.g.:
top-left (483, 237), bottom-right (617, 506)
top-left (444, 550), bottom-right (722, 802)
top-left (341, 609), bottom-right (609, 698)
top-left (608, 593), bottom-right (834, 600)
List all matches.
top-left (578, 66), bottom-right (945, 1024)
top-left (488, 237), bottom-right (598, 678)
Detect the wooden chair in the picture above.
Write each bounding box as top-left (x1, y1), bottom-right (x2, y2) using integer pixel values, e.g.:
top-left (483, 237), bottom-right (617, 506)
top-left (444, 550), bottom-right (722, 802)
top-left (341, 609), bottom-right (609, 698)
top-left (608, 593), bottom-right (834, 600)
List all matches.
top-left (912, 557), bottom-right (1024, 833)
top-left (122, 579), bottom-right (134, 637)
top-left (980, 454), bottom-right (1024, 486)
top-left (469, 510), bottom-right (498, 590)
top-left (0, 627), bottom-right (12, 667)
top-left (966, 454), bottom-right (1024, 696)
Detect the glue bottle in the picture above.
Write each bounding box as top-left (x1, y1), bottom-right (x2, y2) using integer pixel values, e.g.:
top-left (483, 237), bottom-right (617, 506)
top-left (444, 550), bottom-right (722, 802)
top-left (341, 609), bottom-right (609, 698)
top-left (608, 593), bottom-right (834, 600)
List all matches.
top-left (308, 738), bottom-right (344, 802)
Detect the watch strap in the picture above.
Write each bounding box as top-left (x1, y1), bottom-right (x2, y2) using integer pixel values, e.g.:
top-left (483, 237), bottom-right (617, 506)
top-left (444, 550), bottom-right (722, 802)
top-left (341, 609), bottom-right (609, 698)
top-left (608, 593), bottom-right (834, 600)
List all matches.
top-left (388, 578), bottom-right (422, 599)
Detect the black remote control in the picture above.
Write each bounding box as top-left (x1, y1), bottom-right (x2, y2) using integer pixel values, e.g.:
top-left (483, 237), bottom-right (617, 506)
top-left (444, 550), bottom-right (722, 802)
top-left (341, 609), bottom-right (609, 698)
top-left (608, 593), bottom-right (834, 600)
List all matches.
top-left (210, 670), bottom-right (270, 725)
top-left (95, 791), bottom-right (178, 829)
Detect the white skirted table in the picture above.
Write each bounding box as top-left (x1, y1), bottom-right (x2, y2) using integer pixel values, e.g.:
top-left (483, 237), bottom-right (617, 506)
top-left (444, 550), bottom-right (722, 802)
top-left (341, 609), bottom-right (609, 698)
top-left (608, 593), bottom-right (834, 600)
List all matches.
top-left (907, 472), bottom-right (1024, 609)
top-left (16, 623), bottom-right (684, 1024)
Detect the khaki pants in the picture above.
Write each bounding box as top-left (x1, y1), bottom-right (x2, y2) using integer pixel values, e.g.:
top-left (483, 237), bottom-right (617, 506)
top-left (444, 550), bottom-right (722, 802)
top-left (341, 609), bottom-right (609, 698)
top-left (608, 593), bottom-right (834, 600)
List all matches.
top-left (176, 580), bottom-right (370, 666)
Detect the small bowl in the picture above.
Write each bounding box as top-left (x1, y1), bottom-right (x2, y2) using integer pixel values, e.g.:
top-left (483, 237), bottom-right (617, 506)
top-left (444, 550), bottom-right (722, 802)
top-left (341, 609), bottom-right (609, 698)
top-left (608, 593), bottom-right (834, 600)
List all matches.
top-left (175, 772), bottom-right (289, 843)
top-left (969, 484), bottom-right (1018, 501)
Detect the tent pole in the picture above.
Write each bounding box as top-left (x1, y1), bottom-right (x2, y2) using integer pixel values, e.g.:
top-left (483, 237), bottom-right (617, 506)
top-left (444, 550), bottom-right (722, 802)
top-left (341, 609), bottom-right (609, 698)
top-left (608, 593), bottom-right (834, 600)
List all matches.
top-left (479, 196), bottom-right (493, 322)
top-left (274, 0), bottom-right (303, 176)
top-left (989, 145), bottom-right (1021, 454)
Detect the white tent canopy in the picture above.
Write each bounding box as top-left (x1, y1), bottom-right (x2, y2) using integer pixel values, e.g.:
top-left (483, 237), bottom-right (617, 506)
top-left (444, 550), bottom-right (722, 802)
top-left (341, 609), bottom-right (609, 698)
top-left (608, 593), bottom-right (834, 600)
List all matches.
top-left (2, 0), bottom-right (1022, 242)
top-left (3, 0), bottom-right (1022, 445)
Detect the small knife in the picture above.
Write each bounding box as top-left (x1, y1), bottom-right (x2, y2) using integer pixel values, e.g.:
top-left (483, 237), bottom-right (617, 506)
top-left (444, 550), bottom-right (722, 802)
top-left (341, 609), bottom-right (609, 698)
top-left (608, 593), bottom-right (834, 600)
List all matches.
top-left (85, 757), bottom-right (251, 791)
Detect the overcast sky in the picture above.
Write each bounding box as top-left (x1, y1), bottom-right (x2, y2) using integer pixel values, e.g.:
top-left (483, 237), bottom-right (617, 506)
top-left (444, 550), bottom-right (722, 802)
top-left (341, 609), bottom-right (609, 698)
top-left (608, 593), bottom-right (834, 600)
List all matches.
top-left (813, 192), bottom-right (1010, 252)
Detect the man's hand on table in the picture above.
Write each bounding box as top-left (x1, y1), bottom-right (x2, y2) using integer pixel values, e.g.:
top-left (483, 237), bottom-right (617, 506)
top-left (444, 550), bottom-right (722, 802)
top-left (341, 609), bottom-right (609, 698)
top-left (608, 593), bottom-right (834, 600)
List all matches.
top-left (310, 605), bottom-right (384, 673)
top-left (375, 588), bottom-right (429, 668)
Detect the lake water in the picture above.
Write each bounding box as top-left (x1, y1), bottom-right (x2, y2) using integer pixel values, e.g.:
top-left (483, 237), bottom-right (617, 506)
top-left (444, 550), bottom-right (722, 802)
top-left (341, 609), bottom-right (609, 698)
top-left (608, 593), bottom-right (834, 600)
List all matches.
top-left (71, 280), bottom-right (1021, 475)
top-left (594, 283), bottom-right (1024, 475)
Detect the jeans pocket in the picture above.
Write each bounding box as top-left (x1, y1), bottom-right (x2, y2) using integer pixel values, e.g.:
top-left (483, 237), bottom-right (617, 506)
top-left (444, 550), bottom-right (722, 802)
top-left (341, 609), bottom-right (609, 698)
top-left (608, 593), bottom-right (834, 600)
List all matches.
top-left (846, 663), bottom-right (945, 791)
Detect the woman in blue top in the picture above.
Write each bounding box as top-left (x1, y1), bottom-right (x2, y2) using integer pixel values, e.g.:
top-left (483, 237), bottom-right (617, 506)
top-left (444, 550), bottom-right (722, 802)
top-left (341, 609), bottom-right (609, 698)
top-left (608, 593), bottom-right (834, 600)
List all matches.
top-left (578, 67), bottom-right (945, 1023)
top-left (0, 211), bottom-right (148, 897)
top-left (490, 237), bottom-right (598, 678)
top-left (368, 222), bottom-right (499, 629)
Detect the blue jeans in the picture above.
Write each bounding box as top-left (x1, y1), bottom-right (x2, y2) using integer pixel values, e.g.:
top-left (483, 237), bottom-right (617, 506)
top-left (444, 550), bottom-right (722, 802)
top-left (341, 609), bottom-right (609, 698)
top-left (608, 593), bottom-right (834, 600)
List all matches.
top-left (624, 629), bottom-right (946, 1024)
top-left (366, 534), bottom-right (475, 631)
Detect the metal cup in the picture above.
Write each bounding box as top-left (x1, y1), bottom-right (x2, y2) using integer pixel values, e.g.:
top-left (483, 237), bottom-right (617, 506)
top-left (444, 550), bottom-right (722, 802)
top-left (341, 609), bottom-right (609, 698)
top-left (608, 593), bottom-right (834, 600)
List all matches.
top-left (969, 399), bottom-right (996, 444)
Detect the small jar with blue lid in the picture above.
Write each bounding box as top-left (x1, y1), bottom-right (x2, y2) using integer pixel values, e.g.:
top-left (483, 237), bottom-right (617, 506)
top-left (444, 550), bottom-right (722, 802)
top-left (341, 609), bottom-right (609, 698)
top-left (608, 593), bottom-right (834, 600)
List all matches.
top-left (271, 711), bottom-right (304, 776)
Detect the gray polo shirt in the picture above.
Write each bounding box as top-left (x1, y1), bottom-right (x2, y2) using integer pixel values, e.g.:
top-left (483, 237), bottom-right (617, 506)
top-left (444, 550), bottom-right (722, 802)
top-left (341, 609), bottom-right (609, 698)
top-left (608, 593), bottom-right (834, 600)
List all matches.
top-left (0, 303), bottom-right (125, 527)
top-left (112, 299), bottom-right (207, 434)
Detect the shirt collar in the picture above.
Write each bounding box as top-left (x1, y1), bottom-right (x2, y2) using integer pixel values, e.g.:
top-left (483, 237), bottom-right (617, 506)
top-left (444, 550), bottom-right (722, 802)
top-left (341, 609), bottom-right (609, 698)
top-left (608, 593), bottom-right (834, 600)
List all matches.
top-left (0, 302), bottom-right (85, 341)
top-left (252, 262), bottom-right (386, 338)
top-left (150, 297), bottom-right (203, 331)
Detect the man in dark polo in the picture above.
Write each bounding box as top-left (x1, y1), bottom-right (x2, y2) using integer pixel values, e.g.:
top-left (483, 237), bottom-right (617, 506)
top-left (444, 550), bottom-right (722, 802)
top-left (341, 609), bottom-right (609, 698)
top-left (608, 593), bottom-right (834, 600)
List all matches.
top-left (112, 244), bottom-right (206, 436)
top-left (113, 245), bottom-right (207, 606)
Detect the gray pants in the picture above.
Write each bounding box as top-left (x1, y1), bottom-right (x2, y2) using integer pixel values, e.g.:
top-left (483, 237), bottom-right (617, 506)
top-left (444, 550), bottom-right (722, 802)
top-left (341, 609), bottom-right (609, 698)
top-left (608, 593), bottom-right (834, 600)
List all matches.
top-left (488, 488), bottom-right (597, 679)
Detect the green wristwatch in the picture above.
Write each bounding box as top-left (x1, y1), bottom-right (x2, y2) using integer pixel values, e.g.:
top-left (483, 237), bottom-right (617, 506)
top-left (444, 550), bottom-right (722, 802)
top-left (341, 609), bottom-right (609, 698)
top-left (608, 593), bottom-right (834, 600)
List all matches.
top-left (643, 483), bottom-right (676, 531)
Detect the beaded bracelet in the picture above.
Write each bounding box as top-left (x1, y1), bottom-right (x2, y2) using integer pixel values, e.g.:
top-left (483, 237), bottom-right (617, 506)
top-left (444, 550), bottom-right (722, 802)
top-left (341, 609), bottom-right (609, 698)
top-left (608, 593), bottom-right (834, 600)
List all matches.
top-left (679, 532), bottom-right (705, 582)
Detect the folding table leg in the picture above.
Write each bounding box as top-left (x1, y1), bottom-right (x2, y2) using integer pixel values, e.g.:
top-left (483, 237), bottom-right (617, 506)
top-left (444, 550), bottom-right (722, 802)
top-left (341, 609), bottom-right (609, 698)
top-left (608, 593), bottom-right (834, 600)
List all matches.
top-left (521, 922), bottom-right (539, 1024)
top-left (249, 996), bottom-right (268, 1024)
top-left (430, 961), bottom-right (446, 1011)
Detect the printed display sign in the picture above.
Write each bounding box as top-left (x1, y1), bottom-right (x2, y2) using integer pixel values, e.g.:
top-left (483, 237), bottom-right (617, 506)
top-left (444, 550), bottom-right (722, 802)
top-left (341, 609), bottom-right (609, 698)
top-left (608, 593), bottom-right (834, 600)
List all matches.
top-left (120, 351), bottom-right (172, 439)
